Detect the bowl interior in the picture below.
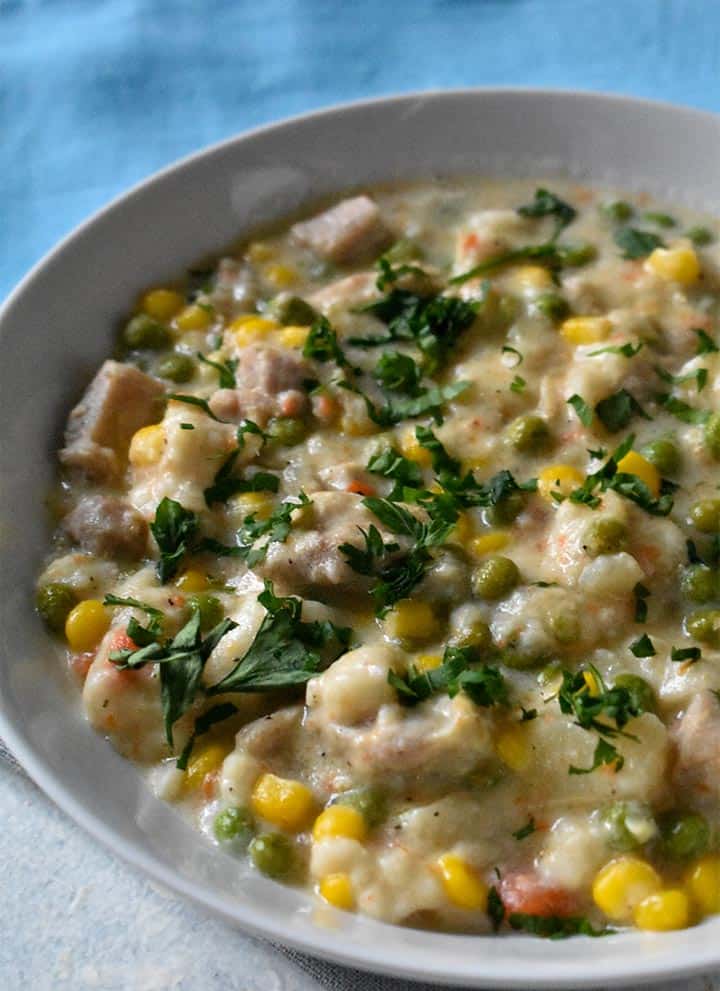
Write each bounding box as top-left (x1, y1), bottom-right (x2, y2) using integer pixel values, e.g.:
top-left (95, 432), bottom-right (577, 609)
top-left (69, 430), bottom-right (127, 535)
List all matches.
top-left (2, 89), bottom-right (720, 987)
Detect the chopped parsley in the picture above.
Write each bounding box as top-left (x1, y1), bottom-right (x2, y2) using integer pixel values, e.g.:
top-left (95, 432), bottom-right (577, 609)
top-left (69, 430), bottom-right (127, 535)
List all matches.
top-left (166, 393), bottom-right (223, 422)
top-left (633, 583), bottom-right (650, 623)
top-left (203, 422), bottom-right (276, 505)
top-left (366, 447), bottom-right (423, 500)
top-left (671, 645), bottom-right (702, 664)
top-left (201, 492), bottom-right (312, 567)
top-left (510, 375), bottom-right (526, 394)
top-left (569, 435), bottom-right (673, 516)
top-left (655, 365), bottom-right (708, 393)
top-left (501, 345), bottom-right (523, 366)
top-left (517, 188), bottom-right (577, 240)
top-left (658, 394), bottom-right (710, 425)
top-left (387, 646), bottom-right (508, 708)
top-left (629, 633), bottom-right (656, 658)
top-left (149, 498), bottom-right (200, 582)
top-left (508, 913), bottom-right (612, 939)
top-left (588, 341), bottom-right (644, 358)
top-left (695, 328), bottom-right (719, 355)
top-left (614, 227), bottom-right (664, 259)
top-left (567, 394), bottom-right (593, 427)
top-left (594, 389), bottom-right (650, 433)
top-left (511, 816), bottom-right (536, 840)
top-left (198, 352), bottom-right (238, 389)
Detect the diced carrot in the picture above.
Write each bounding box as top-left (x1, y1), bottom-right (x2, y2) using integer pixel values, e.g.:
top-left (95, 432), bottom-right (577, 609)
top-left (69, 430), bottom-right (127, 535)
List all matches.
top-left (108, 629), bottom-right (137, 653)
top-left (313, 391), bottom-right (338, 422)
top-left (202, 771), bottom-right (219, 800)
top-left (461, 232), bottom-right (480, 254)
top-left (279, 391), bottom-right (305, 417)
top-left (500, 872), bottom-right (579, 918)
top-left (347, 479), bottom-right (376, 497)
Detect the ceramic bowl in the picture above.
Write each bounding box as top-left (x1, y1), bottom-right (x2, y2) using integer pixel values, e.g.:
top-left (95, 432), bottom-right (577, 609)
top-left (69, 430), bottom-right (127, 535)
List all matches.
top-left (2, 89), bottom-right (720, 987)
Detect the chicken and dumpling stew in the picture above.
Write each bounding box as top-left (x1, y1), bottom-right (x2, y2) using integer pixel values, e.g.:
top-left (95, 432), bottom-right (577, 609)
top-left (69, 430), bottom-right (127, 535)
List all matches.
top-left (37, 179), bottom-right (720, 935)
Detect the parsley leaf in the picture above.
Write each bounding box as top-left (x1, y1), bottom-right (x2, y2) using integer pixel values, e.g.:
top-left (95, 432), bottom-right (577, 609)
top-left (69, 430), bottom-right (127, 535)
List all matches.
top-left (629, 633), bottom-right (656, 658)
top-left (517, 188), bottom-right (577, 240)
top-left (633, 583), bottom-right (650, 623)
top-left (487, 886), bottom-right (505, 931)
top-left (658, 394), bottom-right (710, 425)
top-left (594, 389), bottom-right (650, 432)
top-left (569, 435), bottom-right (673, 516)
top-left (375, 255), bottom-right (427, 291)
top-left (671, 645), bottom-right (702, 664)
top-left (207, 581), bottom-right (351, 696)
top-left (567, 394), bottom-right (593, 427)
top-left (201, 492), bottom-right (312, 567)
top-left (569, 738), bottom-right (624, 776)
top-left (695, 328), bottom-right (719, 355)
top-left (449, 242), bottom-right (563, 286)
top-left (373, 350), bottom-right (422, 395)
top-left (614, 227), bottom-right (664, 259)
top-left (512, 816), bottom-right (536, 840)
top-left (508, 913), bottom-right (613, 938)
top-left (655, 365), bottom-right (708, 393)
top-left (303, 316), bottom-right (352, 368)
top-left (588, 341), bottom-right (644, 358)
top-left (198, 353), bottom-right (238, 389)
top-left (177, 702), bottom-right (239, 770)
top-left (388, 646), bottom-right (507, 708)
top-left (166, 393), bottom-right (223, 421)
top-left (149, 498), bottom-right (200, 582)
top-left (510, 375), bottom-right (526, 394)
top-left (103, 594), bottom-right (164, 640)
top-left (366, 447), bottom-right (423, 499)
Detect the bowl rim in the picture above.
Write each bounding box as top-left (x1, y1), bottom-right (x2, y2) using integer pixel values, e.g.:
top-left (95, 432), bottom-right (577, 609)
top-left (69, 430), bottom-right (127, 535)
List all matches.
top-left (3, 86), bottom-right (720, 988)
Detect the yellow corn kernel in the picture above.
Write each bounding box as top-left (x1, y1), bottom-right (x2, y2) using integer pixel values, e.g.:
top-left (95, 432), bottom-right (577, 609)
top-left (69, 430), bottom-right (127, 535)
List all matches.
top-left (447, 512), bottom-right (474, 547)
top-left (279, 325), bottom-right (311, 348)
top-left (230, 492), bottom-right (274, 521)
top-left (184, 742), bottom-right (229, 791)
top-left (65, 600), bottom-right (110, 652)
top-left (140, 288), bottom-right (185, 322)
top-left (251, 773), bottom-right (316, 832)
top-left (128, 424), bottom-right (165, 467)
top-left (470, 531), bottom-right (510, 556)
top-left (634, 889), bottom-right (691, 932)
top-left (583, 670), bottom-right (601, 697)
top-left (264, 263), bottom-right (298, 289)
top-left (560, 316), bottom-right (612, 345)
top-left (686, 855), bottom-right (720, 916)
top-left (175, 569), bottom-right (209, 593)
top-left (385, 600), bottom-right (440, 642)
top-left (436, 854), bottom-right (488, 911)
top-left (174, 303), bottom-right (213, 333)
top-left (398, 430), bottom-right (432, 466)
top-left (247, 242), bottom-right (275, 263)
top-left (616, 450), bottom-right (660, 498)
top-left (494, 726), bottom-right (531, 771)
top-left (537, 463), bottom-right (584, 500)
top-left (512, 265), bottom-right (554, 291)
top-left (592, 856), bottom-right (662, 921)
top-left (313, 805), bottom-right (367, 843)
top-left (416, 653), bottom-right (442, 672)
top-left (645, 245), bottom-right (700, 286)
top-left (318, 873), bottom-right (355, 910)
top-left (230, 315), bottom-right (278, 347)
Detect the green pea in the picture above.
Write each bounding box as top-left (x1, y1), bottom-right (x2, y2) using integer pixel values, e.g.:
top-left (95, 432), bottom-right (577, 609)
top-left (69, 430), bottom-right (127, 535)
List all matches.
top-left (249, 832), bottom-right (295, 879)
top-left (501, 648), bottom-right (546, 670)
top-left (122, 314), bottom-right (172, 351)
top-left (689, 498), bottom-right (720, 533)
top-left (686, 226), bottom-right (714, 247)
top-left (681, 564), bottom-right (718, 604)
top-left (156, 352), bottom-right (195, 383)
top-left (600, 801), bottom-right (655, 851)
top-left (486, 491), bottom-right (525, 526)
top-left (266, 416), bottom-right (308, 448)
top-left (472, 556), bottom-right (520, 601)
top-left (557, 243), bottom-right (597, 267)
top-left (267, 293), bottom-right (318, 327)
top-left (685, 608), bottom-right (720, 645)
top-left (384, 238), bottom-right (424, 262)
top-left (659, 811), bottom-right (710, 860)
top-left (640, 437), bottom-right (681, 477)
top-left (582, 518), bottom-right (628, 558)
top-left (704, 414), bottom-right (720, 460)
top-left (36, 583), bottom-right (77, 633)
top-left (188, 593), bottom-right (223, 630)
top-left (545, 608), bottom-right (580, 644)
top-left (449, 618), bottom-right (493, 656)
top-left (331, 786), bottom-right (387, 828)
top-left (601, 201), bottom-right (634, 223)
top-left (613, 674), bottom-right (656, 713)
top-left (535, 292), bottom-right (569, 322)
top-left (479, 290), bottom-right (517, 334)
top-left (213, 806), bottom-right (254, 848)
top-left (507, 415), bottom-right (551, 455)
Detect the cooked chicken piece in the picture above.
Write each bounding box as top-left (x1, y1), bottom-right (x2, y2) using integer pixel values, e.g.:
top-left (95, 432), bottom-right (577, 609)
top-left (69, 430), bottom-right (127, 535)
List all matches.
top-left (210, 257), bottom-right (258, 316)
top-left (209, 344), bottom-right (311, 425)
top-left (60, 361), bottom-right (164, 482)
top-left (291, 196), bottom-right (391, 264)
top-left (233, 706), bottom-right (303, 759)
top-left (673, 691), bottom-right (720, 802)
top-left (62, 493), bottom-right (148, 560)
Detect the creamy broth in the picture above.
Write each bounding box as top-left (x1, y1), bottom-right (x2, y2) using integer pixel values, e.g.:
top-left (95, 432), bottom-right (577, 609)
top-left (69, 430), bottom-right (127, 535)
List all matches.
top-left (37, 178), bottom-right (720, 935)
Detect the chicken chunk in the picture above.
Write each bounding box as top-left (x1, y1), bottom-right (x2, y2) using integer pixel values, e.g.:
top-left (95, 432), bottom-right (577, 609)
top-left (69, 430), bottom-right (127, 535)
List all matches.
top-left (291, 196), bottom-right (390, 264)
top-left (673, 691), bottom-right (720, 802)
top-left (60, 361), bottom-right (164, 482)
top-left (305, 645), bottom-right (495, 786)
top-left (209, 344), bottom-right (311, 426)
top-left (62, 494), bottom-right (148, 560)
top-left (253, 491), bottom-right (407, 597)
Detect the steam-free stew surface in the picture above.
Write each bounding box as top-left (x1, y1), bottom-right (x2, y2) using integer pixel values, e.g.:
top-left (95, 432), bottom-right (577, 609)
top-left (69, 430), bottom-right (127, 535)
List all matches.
top-left (38, 179), bottom-right (720, 935)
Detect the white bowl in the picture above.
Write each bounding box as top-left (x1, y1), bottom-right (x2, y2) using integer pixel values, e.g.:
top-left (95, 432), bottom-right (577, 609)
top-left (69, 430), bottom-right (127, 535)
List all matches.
top-left (2, 89), bottom-right (720, 988)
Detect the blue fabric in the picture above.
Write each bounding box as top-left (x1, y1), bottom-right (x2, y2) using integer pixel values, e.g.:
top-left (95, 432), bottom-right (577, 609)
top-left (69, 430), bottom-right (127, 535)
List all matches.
top-left (2, 0), bottom-right (719, 300)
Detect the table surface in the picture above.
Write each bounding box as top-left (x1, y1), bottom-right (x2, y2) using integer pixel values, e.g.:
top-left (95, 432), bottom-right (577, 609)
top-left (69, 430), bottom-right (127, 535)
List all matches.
top-left (3, 1), bottom-right (720, 987)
